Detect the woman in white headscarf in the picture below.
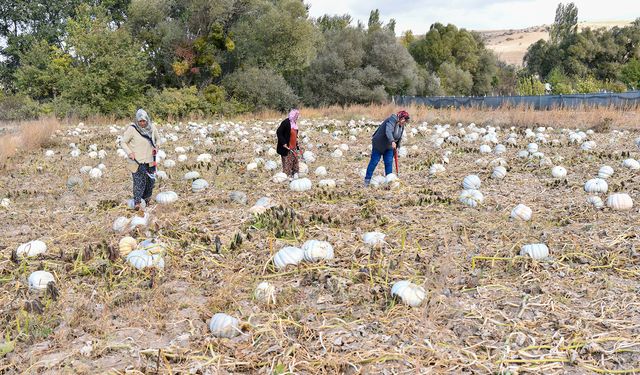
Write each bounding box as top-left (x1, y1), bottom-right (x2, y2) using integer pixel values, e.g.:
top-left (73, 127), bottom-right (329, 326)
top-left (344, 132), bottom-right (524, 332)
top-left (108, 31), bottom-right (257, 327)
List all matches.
top-left (276, 109), bottom-right (301, 178)
top-left (121, 109), bottom-right (159, 210)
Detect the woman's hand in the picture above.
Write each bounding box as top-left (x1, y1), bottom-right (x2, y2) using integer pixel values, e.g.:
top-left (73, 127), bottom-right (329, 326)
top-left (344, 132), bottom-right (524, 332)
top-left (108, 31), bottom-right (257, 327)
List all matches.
top-left (391, 142), bottom-right (397, 150)
top-left (128, 152), bottom-right (136, 160)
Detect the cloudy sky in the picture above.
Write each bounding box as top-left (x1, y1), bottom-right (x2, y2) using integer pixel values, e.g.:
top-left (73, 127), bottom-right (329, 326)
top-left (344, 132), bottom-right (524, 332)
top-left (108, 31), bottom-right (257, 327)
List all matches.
top-left (305, 0), bottom-right (639, 34)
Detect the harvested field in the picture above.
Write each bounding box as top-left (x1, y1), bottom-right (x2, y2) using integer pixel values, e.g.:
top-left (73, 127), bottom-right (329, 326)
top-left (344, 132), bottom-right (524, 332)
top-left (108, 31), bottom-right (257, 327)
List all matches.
top-left (1, 110), bottom-right (640, 374)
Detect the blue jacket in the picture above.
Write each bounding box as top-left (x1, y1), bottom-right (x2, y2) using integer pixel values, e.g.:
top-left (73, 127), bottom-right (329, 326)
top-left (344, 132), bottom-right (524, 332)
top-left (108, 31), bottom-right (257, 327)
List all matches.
top-left (371, 114), bottom-right (404, 153)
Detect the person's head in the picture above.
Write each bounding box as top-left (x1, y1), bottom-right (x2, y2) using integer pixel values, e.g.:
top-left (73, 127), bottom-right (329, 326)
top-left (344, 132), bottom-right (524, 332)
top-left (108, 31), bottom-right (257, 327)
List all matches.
top-left (136, 108), bottom-right (151, 128)
top-left (397, 110), bottom-right (410, 126)
top-left (289, 109), bottom-right (300, 124)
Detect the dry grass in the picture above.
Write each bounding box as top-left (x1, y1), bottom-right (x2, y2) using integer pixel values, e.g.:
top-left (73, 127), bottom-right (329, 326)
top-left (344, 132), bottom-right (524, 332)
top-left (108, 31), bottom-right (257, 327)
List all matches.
top-left (292, 104), bottom-right (639, 131)
top-left (1, 113), bottom-right (640, 373)
top-left (0, 118), bottom-right (60, 166)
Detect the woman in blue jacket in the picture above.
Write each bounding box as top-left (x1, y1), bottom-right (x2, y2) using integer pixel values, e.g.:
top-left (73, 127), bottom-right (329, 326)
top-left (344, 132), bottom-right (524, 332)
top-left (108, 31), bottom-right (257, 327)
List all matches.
top-left (364, 110), bottom-right (410, 187)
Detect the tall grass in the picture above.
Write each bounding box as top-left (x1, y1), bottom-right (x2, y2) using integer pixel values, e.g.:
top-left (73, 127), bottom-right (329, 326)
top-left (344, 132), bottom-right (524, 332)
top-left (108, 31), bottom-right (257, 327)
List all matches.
top-left (0, 117), bottom-right (60, 166)
top-left (293, 104), bottom-right (638, 130)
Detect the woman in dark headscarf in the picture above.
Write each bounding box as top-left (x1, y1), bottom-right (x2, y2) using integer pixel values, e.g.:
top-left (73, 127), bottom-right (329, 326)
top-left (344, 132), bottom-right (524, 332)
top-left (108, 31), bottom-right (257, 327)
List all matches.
top-left (276, 109), bottom-right (301, 178)
top-left (121, 109), bottom-right (159, 211)
top-left (364, 110), bottom-right (410, 187)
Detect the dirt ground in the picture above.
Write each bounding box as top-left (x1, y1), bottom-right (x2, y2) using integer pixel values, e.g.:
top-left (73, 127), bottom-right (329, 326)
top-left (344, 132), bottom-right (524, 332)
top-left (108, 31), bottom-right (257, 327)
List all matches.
top-left (1, 115), bottom-right (639, 374)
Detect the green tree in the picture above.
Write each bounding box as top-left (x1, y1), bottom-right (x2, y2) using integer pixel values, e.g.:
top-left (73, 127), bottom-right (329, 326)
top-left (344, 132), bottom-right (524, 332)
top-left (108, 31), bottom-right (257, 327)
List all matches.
top-left (14, 40), bottom-right (71, 100)
top-left (550, 2), bottom-right (578, 45)
top-left (516, 75), bottom-right (545, 95)
top-left (222, 66), bottom-right (297, 112)
top-left (438, 62), bottom-right (473, 95)
top-left (575, 75), bottom-right (601, 93)
top-left (367, 9), bottom-right (382, 32)
top-left (231, 0), bottom-right (319, 76)
top-left (60, 5), bottom-right (149, 116)
top-left (620, 58), bottom-right (640, 89)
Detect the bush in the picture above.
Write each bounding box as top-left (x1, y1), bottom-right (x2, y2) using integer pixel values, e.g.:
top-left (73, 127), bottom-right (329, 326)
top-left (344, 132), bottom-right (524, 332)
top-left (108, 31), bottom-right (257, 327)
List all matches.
top-left (0, 94), bottom-right (41, 121)
top-left (222, 67), bottom-right (298, 112)
top-left (144, 86), bottom-right (211, 120)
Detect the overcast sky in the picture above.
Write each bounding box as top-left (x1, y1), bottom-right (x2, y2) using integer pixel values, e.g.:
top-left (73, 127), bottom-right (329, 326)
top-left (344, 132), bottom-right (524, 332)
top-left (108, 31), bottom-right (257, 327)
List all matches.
top-left (305, 0), bottom-right (639, 34)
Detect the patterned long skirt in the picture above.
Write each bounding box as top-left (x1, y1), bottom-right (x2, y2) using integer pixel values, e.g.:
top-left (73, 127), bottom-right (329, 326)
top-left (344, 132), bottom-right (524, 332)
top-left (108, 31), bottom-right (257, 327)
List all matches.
top-left (132, 163), bottom-right (155, 205)
top-left (281, 152), bottom-right (299, 177)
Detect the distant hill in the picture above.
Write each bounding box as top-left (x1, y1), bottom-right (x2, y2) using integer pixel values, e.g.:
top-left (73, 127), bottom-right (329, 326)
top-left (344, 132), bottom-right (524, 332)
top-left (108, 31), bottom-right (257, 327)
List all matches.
top-left (477, 21), bottom-right (633, 66)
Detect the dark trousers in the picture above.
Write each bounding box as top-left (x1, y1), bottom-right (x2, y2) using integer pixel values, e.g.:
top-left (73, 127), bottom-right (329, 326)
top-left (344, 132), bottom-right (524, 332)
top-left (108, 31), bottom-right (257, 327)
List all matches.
top-left (132, 164), bottom-right (155, 204)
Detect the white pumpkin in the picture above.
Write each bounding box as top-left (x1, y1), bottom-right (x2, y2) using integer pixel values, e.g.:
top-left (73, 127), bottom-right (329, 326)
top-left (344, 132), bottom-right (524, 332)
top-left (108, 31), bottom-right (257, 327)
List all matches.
top-left (254, 281), bottom-right (276, 304)
top-left (303, 151), bottom-right (316, 163)
top-left (273, 246), bottom-right (304, 270)
top-left (126, 249), bottom-right (152, 269)
top-left (156, 170), bottom-right (168, 180)
top-left (89, 168), bottom-right (103, 179)
top-left (272, 172), bottom-right (288, 183)
top-left (112, 216), bottom-right (130, 232)
top-left (622, 159), bottom-right (640, 170)
top-left (16, 240), bottom-right (47, 257)
top-left (127, 199), bottom-right (146, 210)
top-left (314, 166), bottom-right (327, 176)
top-left (551, 166), bottom-right (567, 179)
top-left (183, 171), bottom-right (200, 180)
top-left (584, 178), bottom-right (608, 194)
top-left (28, 270), bottom-right (55, 291)
top-left (209, 313), bottom-right (241, 338)
top-left (119, 236), bottom-right (137, 256)
top-left (429, 163), bottom-right (446, 176)
top-left (264, 160), bottom-right (278, 171)
top-left (520, 243), bottom-right (549, 260)
top-left (494, 144), bottom-right (506, 154)
top-left (587, 196), bottom-right (604, 209)
top-left (397, 146), bottom-right (408, 157)
top-left (163, 159), bottom-right (176, 168)
top-left (580, 141), bottom-right (596, 151)
top-left (462, 174), bottom-right (481, 190)
top-left (289, 178), bottom-right (312, 192)
top-left (298, 162), bottom-right (309, 175)
top-left (197, 153), bottom-right (212, 163)
top-left (192, 179), bottom-right (209, 192)
top-left (363, 231), bottom-right (385, 247)
top-left (598, 165), bottom-right (614, 179)
top-left (511, 204), bottom-right (532, 221)
top-left (302, 240), bottom-right (334, 262)
top-left (45, 150), bottom-right (55, 157)
top-left (491, 166), bottom-right (507, 179)
top-left (479, 144), bottom-right (492, 153)
top-left (370, 175), bottom-right (386, 187)
top-left (606, 193), bottom-right (633, 211)
top-left (318, 179), bottom-right (336, 188)
top-left (129, 214), bottom-right (149, 230)
top-left (177, 154), bottom-right (188, 162)
top-left (0, 198), bottom-right (10, 209)
top-left (331, 149), bottom-right (343, 158)
top-left (156, 191), bottom-right (178, 204)
top-left (517, 150), bottom-right (529, 158)
top-left (391, 280), bottom-right (426, 307)
top-left (527, 143), bottom-right (539, 153)
top-left (459, 189), bottom-right (483, 207)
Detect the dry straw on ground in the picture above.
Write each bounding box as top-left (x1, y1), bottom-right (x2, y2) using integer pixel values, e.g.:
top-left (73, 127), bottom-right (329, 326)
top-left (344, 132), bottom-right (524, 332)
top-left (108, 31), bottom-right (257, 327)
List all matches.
top-left (0, 107), bottom-right (639, 373)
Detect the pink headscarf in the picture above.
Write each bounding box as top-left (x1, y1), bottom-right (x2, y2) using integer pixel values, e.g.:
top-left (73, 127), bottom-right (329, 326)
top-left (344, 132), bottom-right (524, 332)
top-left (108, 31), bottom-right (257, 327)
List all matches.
top-left (289, 109), bottom-right (300, 130)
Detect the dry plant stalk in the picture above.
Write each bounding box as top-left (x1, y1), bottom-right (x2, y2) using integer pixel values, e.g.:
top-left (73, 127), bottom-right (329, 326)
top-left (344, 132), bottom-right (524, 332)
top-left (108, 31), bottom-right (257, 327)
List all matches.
top-left (0, 117), bottom-right (60, 165)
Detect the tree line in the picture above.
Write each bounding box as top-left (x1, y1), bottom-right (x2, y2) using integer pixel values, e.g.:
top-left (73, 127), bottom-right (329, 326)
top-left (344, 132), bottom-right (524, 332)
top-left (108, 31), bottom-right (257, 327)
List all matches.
top-left (0, 1), bottom-right (638, 120)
